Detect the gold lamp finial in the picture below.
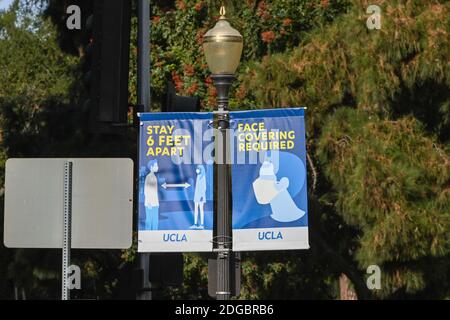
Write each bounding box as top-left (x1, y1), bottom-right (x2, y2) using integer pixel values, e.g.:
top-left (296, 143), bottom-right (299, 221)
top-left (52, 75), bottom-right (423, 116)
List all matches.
top-left (219, 5), bottom-right (226, 19)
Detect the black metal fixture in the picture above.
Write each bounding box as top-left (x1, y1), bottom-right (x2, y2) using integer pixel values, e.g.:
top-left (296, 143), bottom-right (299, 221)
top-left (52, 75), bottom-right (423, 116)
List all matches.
top-left (203, 5), bottom-right (243, 301)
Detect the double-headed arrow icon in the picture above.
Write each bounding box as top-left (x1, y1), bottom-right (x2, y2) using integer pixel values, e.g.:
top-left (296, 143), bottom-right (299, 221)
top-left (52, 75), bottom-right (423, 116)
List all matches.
top-left (162, 182), bottom-right (191, 189)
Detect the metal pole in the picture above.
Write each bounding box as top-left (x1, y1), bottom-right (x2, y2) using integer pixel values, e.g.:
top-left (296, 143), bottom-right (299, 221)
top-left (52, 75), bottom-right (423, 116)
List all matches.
top-left (212, 74), bottom-right (234, 300)
top-left (137, 0), bottom-right (152, 300)
top-left (138, 0), bottom-right (150, 111)
top-left (62, 161), bottom-right (73, 300)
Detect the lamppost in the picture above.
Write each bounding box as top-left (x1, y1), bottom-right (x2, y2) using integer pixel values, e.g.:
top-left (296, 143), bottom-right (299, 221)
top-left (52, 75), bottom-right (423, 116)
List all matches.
top-left (203, 6), bottom-right (243, 300)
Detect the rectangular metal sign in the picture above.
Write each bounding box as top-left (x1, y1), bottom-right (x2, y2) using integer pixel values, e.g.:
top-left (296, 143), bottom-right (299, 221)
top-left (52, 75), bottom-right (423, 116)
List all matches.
top-left (3, 158), bottom-right (133, 249)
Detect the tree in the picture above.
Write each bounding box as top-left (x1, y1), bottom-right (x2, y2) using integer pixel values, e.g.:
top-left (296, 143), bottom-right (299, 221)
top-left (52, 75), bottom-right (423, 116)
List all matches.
top-left (318, 108), bottom-right (449, 298)
top-left (238, 0), bottom-right (450, 298)
top-left (3, 0), bottom-right (448, 300)
top-left (0, 1), bottom-right (136, 299)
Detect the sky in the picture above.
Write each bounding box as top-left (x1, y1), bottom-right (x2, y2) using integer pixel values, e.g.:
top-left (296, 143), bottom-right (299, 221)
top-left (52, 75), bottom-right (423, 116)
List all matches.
top-left (0, 0), bottom-right (14, 11)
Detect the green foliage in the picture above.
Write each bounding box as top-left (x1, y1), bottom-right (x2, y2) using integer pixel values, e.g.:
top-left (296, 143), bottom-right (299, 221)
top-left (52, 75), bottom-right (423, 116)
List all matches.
top-left (239, 0), bottom-right (450, 141)
top-left (239, 251), bottom-right (337, 299)
top-left (0, 0), bottom-right (80, 159)
top-left (239, 0), bottom-right (450, 298)
top-left (0, 1), bottom-right (135, 299)
top-left (317, 108), bottom-right (449, 297)
top-left (0, 1), bottom-right (78, 299)
top-left (0, 1), bottom-right (77, 102)
top-left (135, 0), bottom-right (350, 110)
top-left (178, 253), bottom-right (209, 299)
top-left (2, 0), bottom-right (449, 300)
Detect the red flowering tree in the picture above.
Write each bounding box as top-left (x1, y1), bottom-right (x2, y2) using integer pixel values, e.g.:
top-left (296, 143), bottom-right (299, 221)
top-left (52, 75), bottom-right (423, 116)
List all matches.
top-left (127, 0), bottom-right (350, 111)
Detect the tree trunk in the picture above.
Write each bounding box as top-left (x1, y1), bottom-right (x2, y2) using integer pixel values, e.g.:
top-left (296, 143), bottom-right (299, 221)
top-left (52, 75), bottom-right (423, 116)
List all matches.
top-left (339, 273), bottom-right (357, 300)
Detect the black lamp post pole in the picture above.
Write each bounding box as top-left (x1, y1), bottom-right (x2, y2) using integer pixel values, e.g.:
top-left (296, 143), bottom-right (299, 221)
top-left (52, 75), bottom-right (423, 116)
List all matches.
top-left (137, 0), bottom-right (151, 301)
top-left (212, 74), bottom-right (235, 300)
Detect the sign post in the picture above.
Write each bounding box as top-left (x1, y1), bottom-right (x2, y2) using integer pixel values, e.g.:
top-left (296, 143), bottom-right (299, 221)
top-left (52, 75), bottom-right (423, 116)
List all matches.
top-left (4, 158), bottom-right (134, 300)
top-left (62, 161), bottom-right (73, 300)
top-left (137, 0), bottom-right (151, 301)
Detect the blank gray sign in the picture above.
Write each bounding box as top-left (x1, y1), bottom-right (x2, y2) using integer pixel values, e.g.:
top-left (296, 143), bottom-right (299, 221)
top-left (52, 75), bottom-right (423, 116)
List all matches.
top-left (3, 158), bottom-right (134, 249)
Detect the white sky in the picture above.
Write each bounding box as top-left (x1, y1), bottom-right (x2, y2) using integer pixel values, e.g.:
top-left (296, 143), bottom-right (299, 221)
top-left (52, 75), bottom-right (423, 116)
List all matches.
top-left (0, 0), bottom-right (14, 10)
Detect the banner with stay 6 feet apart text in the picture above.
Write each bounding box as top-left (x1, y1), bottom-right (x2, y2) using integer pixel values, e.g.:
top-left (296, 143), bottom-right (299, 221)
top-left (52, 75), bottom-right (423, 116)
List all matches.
top-left (138, 112), bottom-right (214, 252)
top-left (138, 108), bottom-right (308, 252)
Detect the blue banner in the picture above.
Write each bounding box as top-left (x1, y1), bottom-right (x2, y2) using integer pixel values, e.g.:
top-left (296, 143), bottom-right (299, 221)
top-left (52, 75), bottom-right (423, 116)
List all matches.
top-left (138, 112), bottom-right (214, 252)
top-left (230, 108), bottom-right (309, 251)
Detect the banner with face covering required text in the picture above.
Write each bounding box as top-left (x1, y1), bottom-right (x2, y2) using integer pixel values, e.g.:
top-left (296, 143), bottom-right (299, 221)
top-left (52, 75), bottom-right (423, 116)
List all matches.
top-left (138, 112), bottom-right (214, 252)
top-left (230, 108), bottom-right (309, 251)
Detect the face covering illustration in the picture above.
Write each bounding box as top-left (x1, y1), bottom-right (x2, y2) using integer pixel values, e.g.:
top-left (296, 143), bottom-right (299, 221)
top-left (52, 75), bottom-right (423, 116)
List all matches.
top-left (252, 155), bottom-right (306, 223)
top-left (144, 159), bottom-right (160, 230)
top-left (191, 165), bottom-right (207, 230)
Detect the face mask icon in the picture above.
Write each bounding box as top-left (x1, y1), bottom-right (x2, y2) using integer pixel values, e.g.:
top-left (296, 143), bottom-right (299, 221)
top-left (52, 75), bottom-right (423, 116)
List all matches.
top-left (252, 161), bottom-right (278, 204)
top-left (252, 160), bottom-right (305, 223)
